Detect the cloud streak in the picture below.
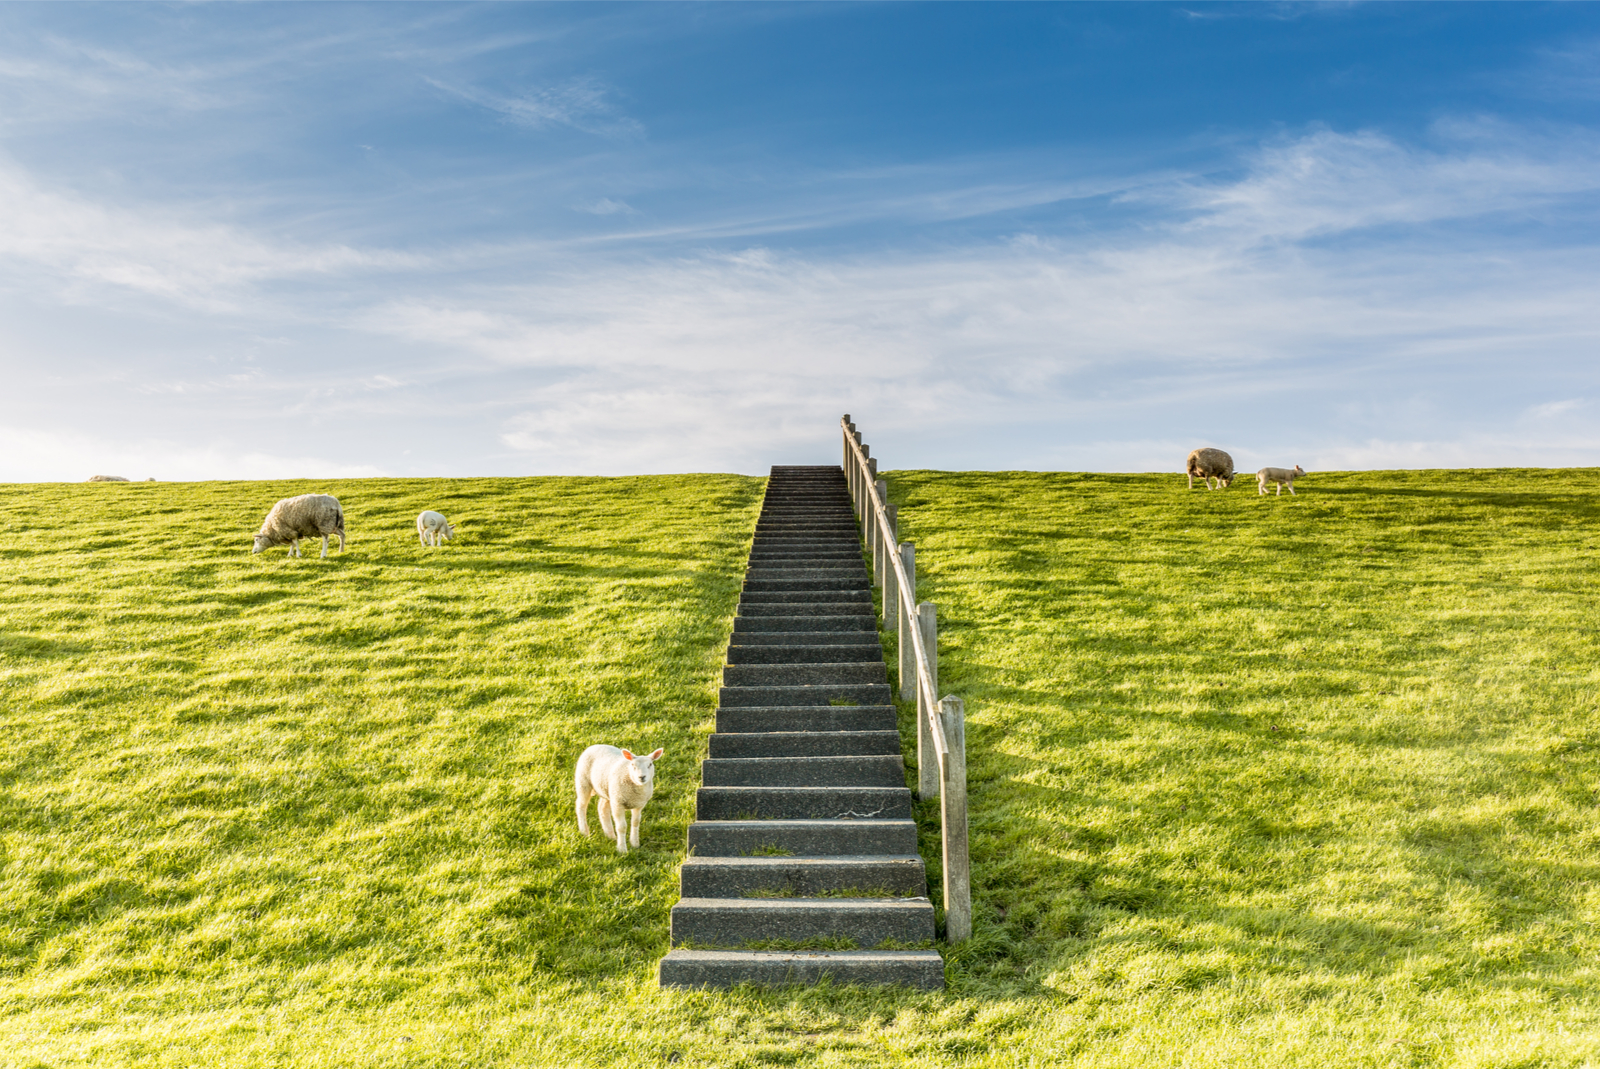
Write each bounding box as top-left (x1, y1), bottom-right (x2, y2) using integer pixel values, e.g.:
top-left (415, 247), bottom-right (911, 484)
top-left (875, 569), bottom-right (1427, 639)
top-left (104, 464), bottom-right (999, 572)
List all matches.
top-left (425, 76), bottom-right (643, 138)
top-left (1, 116), bottom-right (1597, 477)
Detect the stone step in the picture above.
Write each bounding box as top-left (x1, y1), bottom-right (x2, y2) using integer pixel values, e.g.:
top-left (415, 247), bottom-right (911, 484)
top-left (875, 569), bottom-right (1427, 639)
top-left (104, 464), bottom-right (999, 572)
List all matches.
top-left (702, 754), bottom-right (905, 787)
top-left (755, 521), bottom-right (860, 529)
top-left (722, 662), bottom-right (886, 688)
top-left (727, 632), bottom-right (880, 647)
top-left (660, 949), bottom-right (943, 990)
top-left (744, 575), bottom-right (867, 589)
top-left (715, 705), bottom-right (896, 734)
top-left (727, 644), bottom-right (882, 664)
top-left (737, 602), bottom-right (876, 617)
top-left (687, 818), bottom-right (919, 857)
top-left (739, 590), bottom-right (872, 605)
top-left (696, 785), bottom-right (912, 821)
top-left (679, 855), bottom-right (927, 897)
top-left (670, 896), bottom-right (934, 948)
top-left (733, 615), bottom-right (876, 633)
top-left (718, 682), bottom-right (894, 707)
top-left (708, 729), bottom-right (902, 758)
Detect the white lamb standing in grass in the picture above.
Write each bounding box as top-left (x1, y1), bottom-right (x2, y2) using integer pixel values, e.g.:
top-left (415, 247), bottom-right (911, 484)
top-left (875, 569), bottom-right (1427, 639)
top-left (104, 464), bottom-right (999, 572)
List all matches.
top-left (252, 493), bottom-right (346, 558)
top-left (575, 744), bottom-right (664, 855)
top-left (416, 510), bottom-right (455, 547)
top-left (87, 475), bottom-right (129, 482)
top-left (1257, 465), bottom-right (1306, 496)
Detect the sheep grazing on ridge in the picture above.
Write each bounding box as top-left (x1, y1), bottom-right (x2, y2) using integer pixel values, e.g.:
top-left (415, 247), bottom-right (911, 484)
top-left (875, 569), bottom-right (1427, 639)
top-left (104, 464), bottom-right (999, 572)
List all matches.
top-left (1186, 448), bottom-right (1235, 490)
top-left (416, 510), bottom-right (455, 547)
top-left (252, 494), bottom-right (345, 558)
top-left (575, 744), bottom-right (664, 855)
top-left (87, 475), bottom-right (129, 482)
top-left (1258, 465), bottom-right (1306, 496)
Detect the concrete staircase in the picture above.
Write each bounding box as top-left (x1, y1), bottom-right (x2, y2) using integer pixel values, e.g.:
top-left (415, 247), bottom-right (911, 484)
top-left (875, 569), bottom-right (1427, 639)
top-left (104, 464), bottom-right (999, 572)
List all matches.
top-left (658, 465), bottom-right (944, 990)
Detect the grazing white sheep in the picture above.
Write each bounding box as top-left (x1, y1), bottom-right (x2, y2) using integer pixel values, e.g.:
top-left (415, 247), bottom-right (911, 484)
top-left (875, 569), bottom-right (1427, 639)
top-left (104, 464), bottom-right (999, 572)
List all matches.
top-left (87, 475), bottom-right (129, 482)
top-left (417, 510), bottom-right (455, 547)
top-left (252, 494), bottom-right (346, 558)
top-left (1186, 448), bottom-right (1235, 490)
top-left (575, 744), bottom-right (664, 855)
top-left (1258, 465), bottom-right (1306, 495)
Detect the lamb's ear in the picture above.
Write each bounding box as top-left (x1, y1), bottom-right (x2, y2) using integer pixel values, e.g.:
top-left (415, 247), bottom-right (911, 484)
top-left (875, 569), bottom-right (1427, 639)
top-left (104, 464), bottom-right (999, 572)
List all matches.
top-left (621, 749), bottom-right (635, 760)
top-left (649, 748), bottom-right (664, 761)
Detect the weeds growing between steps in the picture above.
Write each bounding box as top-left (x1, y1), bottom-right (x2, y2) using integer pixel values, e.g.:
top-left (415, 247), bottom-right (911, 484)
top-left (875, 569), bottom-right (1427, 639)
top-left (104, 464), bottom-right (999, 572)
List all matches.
top-left (1, 468), bottom-right (1597, 1066)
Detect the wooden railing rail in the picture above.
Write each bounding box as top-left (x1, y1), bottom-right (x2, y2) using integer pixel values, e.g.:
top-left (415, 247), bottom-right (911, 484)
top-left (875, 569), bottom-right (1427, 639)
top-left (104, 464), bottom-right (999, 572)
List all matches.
top-left (840, 415), bottom-right (971, 942)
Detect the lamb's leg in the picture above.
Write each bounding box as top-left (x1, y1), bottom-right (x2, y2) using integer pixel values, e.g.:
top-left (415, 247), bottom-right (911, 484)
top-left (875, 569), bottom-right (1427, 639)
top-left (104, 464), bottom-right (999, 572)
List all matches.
top-left (575, 784), bottom-right (593, 836)
top-left (628, 807), bottom-right (642, 849)
top-left (596, 795), bottom-right (616, 841)
top-left (610, 799), bottom-right (629, 854)
top-left (321, 534), bottom-right (329, 558)
top-left (1287, 482), bottom-right (1295, 495)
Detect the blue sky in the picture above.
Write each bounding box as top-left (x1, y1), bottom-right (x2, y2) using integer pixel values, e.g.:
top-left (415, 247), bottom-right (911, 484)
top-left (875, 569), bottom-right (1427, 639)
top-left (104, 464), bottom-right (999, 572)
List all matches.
top-left (1, 2), bottom-right (1598, 479)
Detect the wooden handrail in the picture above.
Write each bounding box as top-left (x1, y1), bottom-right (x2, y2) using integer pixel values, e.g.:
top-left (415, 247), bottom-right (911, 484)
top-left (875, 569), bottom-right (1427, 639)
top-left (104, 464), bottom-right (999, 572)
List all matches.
top-left (840, 415), bottom-right (971, 943)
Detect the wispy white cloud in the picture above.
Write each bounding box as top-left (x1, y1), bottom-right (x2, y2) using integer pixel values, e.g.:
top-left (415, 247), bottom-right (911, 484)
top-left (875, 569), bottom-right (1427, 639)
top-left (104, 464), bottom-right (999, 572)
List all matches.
top-left (1152, 122), bottom-right (1600, 243)
top-left (425, 76), bottom-right (643, 138)
top-left (580, 197), bottom-right (638, 216)
top-left (2, 118), bottom-right (1598, 477)
top-left (0, 161), bottom-right (423, 310)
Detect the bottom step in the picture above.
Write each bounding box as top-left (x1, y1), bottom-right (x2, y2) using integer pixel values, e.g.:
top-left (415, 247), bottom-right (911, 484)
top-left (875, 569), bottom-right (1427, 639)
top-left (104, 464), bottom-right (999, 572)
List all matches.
top-left (659, 948), bottom-right (944, 990)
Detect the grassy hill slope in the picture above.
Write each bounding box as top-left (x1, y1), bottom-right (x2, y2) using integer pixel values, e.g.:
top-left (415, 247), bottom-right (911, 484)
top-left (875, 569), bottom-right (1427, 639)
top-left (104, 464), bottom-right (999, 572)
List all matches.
top-left (888, 467), bottom-right (1600, 1067)
top-left (1, 468), bottom-right (1597, 1068)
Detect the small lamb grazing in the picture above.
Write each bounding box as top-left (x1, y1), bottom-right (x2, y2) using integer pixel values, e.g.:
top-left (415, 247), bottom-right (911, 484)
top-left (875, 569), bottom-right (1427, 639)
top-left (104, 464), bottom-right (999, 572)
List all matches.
top-left (1257, 465), bottom-right (1306, 496)
top-left (575, 744), bottom-right (664, 855)
top-left (87, 475), bottom-right (129, 482)
top-left (1186, 448), bottom-right (1235, 490)
top-left (252, 493), bottom-right (346, 558)
top-left (416, 510), bottom-right (455, 547)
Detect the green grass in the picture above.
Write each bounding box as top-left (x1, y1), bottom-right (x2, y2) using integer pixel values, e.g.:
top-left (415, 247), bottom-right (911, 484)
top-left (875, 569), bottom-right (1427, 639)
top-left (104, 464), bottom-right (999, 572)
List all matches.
top-left (2, 468), bottom-right (1599, 1067)
top-left (882, 467), bottom-right (1600, 1067)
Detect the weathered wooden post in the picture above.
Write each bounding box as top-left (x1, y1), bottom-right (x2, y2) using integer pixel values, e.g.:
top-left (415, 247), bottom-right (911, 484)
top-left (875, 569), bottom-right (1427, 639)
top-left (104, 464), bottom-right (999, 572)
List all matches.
top-left (897, 543), bottom-right (916, 697)
top-left (938, 696), bottom-right (971, 943)
top-left (872, 479), bottom-right (888, 588)
top-left (841, 414), bottom-right (851, 477)
top-left (916, 601), bottom-right (939, 801)
top-left (881, 504), bottom-right (898, 631)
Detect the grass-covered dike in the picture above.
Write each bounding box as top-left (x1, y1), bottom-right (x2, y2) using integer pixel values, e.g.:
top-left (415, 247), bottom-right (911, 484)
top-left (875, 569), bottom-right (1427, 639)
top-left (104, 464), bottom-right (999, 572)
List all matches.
top-left (1, 469), bottom-right (1597, 1066)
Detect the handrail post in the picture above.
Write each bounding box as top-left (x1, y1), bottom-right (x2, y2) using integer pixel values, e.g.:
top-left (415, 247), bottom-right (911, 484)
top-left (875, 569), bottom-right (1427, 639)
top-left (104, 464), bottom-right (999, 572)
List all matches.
top-left (939, 696), bottom-right (971, 943)
top-left (916, 602), bottom-right (939, 801)
top-left (871, 480), bottom-right (888, 587)
top-left (842, 417), bottom-right (852, 492)
top-left (864, 459), bottom-right (877, 533)
top-left (897, 544), bottom-right (916, 698)
top-left (870, 476), bottom-right (883, 576)
top-left (881, 504), bottom-right (898, 631)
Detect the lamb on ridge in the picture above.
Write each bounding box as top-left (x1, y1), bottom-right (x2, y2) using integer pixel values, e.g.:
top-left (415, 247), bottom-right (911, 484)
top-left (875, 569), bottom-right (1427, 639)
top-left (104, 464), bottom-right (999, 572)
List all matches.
top-left (575, 744), bottom-right (664, 855)
top-left (416, 510), bottom-right (455, 547)
top-left (1186, 448), bottom-right (1235, 490)
top-left (1257, 465), bottom-right (1306, 495)
top-left (87, 475), bottom-right (129, 482)
top-left (252, 494), bottom-right (346, 558)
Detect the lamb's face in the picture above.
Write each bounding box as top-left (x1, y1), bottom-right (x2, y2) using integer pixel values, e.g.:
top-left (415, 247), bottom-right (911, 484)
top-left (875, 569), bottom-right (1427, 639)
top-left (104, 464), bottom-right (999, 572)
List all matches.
top-left (251, 532), bottom-right (268, 554)
top-left (621, 747), bottom-right (665, 787)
